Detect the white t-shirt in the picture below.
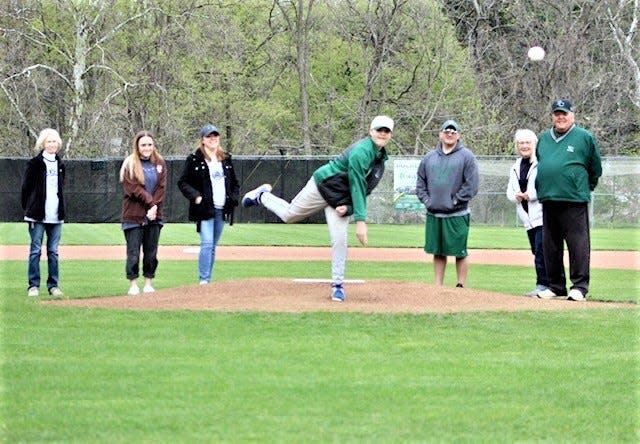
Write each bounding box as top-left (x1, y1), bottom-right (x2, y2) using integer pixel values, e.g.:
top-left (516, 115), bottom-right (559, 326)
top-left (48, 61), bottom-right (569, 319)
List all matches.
top-left (207, 158), bottom-right (226, 209)
top-left (43, 151), bottom-right (61, 223)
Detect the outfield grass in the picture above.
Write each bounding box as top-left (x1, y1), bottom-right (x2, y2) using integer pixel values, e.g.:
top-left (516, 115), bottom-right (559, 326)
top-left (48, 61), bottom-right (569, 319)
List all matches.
top-left (1, 224), bottom-right (639, 442)
top-left (1, 222), bottom-right (639, 250)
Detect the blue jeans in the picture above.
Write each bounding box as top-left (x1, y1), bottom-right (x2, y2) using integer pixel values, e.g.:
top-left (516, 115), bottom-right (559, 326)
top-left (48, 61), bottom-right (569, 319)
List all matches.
top-left (27, 222), bottom-right (62, 290)
top-left (198, 209), bottom-right (225, 282)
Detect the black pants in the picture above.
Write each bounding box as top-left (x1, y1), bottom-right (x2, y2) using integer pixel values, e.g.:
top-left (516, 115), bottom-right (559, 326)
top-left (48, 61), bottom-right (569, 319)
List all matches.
top-left (526, 225), bottom-right (548, 287)
top-left (542, 201), bottom-right (591, 295)
top-left (124, 224), bottom-right (162, 280)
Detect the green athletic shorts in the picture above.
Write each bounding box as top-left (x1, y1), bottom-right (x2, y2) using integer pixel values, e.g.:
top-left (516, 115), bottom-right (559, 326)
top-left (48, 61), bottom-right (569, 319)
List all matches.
top-left (424, 213), bottom-right (470, 258)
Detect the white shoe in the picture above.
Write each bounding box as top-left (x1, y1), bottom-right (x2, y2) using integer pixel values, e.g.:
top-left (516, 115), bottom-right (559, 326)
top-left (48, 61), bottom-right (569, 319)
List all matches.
top-left (49, 287), bottom-right (64, 298)
top-left (568, 289), bottom-right (586, 301)
top-left (143, 285), bottom-right (155, 293)
top-left (537, 289), bottom-right (557, 299)
top-left (199, 280), bottom-right (208, 285)
top-left (27, 287), bottom-right (39, 297)
top-left (242, 184), bottom-right (272, 207)
top-left (128, 285), bottom-right (140, 296)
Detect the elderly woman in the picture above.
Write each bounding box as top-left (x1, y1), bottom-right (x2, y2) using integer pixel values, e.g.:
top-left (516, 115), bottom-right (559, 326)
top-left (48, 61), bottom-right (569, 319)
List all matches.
top-left (506, 129), bottom-right (548, 297)
top-left (21, 128), bottom-right (66, 298)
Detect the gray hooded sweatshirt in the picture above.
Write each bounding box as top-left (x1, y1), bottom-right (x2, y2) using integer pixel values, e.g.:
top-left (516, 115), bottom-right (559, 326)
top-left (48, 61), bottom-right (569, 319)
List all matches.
top-left (415, 141), bottom-right (480, 216)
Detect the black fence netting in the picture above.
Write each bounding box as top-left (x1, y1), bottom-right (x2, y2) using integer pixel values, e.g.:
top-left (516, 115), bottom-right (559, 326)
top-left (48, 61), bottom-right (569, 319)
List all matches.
top-left (1, 156), bottom-right (330, 224)
top-left (3, 156), bottom-right (638, 226)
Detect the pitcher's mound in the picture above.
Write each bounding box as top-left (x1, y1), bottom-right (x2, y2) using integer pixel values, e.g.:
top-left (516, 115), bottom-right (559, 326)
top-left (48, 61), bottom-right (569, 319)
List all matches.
top-left (47, 278), bottom-right (633, 313)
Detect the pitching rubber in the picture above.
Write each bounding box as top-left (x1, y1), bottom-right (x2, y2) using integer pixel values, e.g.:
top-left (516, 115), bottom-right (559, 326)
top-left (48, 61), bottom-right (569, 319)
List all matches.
top-left (293, 278), bottom-right (365, 284)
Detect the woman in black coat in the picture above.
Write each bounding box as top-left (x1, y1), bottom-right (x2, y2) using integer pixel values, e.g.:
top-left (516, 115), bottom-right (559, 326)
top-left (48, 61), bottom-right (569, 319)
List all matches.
top-left (21, 128), bottom-right (66, 298)
top-left (177, 124), bottom-right (239, 284)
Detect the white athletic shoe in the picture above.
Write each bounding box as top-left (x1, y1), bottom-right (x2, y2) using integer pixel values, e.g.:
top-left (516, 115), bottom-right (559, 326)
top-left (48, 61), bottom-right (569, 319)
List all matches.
top-left (27, 287), bottom-right (39, 297)
top-left (49, 287), bottom-right (64, 298)
top-left (242, 184), bottom-right (272, 207)
top-left (537, 289), bottom-right (557, 299)
top-left (143, 285), bottom-right (155, 293)
top-left (567, 289), bottom-right (586, 301)
top-left (128, 285), bottom-right (140, 296)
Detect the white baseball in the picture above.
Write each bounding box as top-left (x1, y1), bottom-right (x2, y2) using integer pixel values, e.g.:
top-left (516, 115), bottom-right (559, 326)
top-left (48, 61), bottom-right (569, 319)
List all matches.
top-left (527, 46), bottom-right (545, 61)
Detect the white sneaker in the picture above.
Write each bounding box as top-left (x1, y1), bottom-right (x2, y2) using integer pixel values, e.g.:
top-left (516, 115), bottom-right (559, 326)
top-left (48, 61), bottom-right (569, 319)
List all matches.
top-left (199, 280), bottom-right (208, 285)
top-left (525, 285), bottom-right (548, 297)
top-left (524, 288), bottom-right (539, 297)
top-left (242, 184), bottom-right (272, 207)
top-left (143, 285), bottom-right (155, 293)
top-left (537, 289), bottom-right (557, 299)
top-left (568, 289), bottom-right (586, 301)
top-left (27, 287), bottom-right (39, 297)
top-left (49, 287), bottom-right (64, 298)
top-left (128, 285), bottom-right (140, 296)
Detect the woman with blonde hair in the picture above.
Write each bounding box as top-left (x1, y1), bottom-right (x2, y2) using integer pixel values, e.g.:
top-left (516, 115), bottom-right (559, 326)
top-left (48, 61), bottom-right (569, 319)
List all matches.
top-left (21, 128), bottom-right (66, 298)
top-left (178, 124), bottom-right (239, 284)
top-left (506, 128), bottom-right (548, 296)
top-left (119, 131), bottom-right (167, 295)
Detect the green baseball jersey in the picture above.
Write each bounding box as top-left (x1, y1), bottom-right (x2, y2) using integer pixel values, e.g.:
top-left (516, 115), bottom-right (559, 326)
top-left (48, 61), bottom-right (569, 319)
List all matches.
top-left (536, 125), bottom-right (602, 203)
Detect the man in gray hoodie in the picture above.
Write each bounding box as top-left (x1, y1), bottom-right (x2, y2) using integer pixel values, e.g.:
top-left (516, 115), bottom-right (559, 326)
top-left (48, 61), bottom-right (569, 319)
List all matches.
top-left (416, 120), bottom-right (480, 287)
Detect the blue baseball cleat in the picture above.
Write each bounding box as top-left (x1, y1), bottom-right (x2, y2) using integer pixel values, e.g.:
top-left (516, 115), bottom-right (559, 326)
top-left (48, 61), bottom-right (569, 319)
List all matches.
top-left (331, 284), bottom-right (345, 302)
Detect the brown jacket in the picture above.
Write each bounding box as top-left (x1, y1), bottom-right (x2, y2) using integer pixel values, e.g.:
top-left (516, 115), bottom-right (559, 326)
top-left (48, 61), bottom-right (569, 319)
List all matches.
top-left (121, 158), bottom-right (167, 224)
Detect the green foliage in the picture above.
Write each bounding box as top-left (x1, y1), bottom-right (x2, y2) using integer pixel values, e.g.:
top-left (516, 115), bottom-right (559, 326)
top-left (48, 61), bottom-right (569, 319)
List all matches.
top-left (0, 1), bottom-right (637, 158)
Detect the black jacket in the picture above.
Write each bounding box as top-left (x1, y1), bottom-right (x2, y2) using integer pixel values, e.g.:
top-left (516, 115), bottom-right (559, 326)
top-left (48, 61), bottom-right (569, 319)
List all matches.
top-left (21, 151), bottom-right (66, 221)
top-left (177, 149), bottom-right (240, 225)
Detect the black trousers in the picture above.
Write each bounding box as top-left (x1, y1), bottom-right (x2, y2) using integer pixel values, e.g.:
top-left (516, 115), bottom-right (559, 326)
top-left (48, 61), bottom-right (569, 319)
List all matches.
top-left (542, 201), bottom-right (591, 295)
top-left (526, 225), bottom-right (548, 287)
top-left (124, 224), bottom-right (162, 280)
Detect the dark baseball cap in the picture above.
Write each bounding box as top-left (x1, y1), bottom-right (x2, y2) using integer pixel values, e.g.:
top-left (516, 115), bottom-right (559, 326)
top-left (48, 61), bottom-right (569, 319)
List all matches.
top-left (551, 99), bottom-right (574, 113)
top-left (199, 124), bottom-right (220, 137)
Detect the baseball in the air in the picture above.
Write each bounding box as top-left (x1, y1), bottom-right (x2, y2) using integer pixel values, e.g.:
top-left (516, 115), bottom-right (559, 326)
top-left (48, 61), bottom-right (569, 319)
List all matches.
top-left (527, 46), bottom-right (546, 61)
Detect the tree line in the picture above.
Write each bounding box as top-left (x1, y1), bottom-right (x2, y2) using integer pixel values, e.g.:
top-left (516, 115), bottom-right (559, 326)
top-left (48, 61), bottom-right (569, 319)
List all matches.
top-left (1, 0), bottom-right (638, 158)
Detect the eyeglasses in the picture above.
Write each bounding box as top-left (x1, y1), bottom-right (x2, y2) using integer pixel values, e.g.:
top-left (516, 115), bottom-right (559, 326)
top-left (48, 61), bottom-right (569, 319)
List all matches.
top-left (375, 128), bottom-right (391, 134)
top-left (442, 129), bottom-right (458, 135)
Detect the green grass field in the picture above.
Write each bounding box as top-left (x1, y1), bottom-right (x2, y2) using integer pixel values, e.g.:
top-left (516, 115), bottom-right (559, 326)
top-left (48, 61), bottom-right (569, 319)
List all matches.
top-left (1, 224), bottom-right (639, 442)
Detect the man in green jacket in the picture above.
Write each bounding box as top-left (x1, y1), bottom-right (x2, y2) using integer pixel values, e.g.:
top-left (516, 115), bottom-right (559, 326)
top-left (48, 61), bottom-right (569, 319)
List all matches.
top-left (535, 99), bottom-right (602, 301)
top-left (242, 115), bottom-right (393, 302)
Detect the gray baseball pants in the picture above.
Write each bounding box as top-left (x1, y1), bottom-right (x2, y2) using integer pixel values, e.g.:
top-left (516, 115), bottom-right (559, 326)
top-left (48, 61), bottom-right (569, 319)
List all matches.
top-left (260, 177), bottom-right (349, 286)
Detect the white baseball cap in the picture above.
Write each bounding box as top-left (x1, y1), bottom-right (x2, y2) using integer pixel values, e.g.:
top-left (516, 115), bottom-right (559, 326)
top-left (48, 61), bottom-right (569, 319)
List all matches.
top-left (370, 115), bottom-right (394, 132)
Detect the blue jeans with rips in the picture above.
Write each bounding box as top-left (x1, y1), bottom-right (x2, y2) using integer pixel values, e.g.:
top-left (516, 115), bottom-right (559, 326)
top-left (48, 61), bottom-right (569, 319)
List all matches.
top-left (198, 209), bottom-right (225, 283)
top-left (27, 222), bottom-right (62, 291)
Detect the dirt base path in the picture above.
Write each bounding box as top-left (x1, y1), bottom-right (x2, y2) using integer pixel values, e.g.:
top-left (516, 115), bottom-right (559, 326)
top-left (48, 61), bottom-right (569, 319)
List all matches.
top-left (1, 245), bottom-right (638, 269)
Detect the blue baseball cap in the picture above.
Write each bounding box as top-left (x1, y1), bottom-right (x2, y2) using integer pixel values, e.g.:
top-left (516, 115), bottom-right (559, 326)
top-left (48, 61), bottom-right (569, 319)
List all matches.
top-left (199, 124), bottom-right (220, 137)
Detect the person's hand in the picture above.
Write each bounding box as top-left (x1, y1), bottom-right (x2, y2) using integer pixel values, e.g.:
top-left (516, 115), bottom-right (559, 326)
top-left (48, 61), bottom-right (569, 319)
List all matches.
top-left (356, 220), bottom-right (368, 247)
top-left (336, 205), bottom-right (347, 216)
top-left (146, 204), bottom-right (157, 221)
top-left (195, 196), bottom-right (202, 205)
top-left (515, 192), bottom-right (525, 202)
